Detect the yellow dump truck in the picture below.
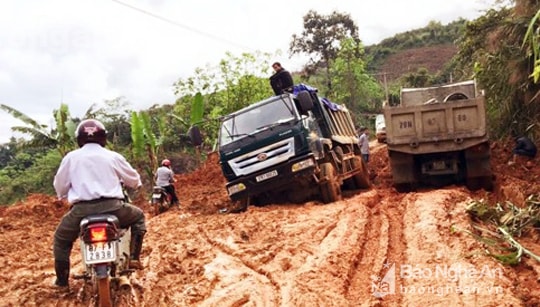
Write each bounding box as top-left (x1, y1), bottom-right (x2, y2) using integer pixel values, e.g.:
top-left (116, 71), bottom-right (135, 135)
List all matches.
top-left (383, 80), bottom-right (493, 192)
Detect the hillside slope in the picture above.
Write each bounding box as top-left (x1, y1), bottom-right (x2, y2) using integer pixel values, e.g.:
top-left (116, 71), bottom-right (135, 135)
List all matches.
top-left (377, 44), bottom-right (457, 80)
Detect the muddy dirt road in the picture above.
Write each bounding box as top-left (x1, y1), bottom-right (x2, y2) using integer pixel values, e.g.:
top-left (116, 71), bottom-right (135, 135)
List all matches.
top-left (0, 141), bottom-right (539, 306)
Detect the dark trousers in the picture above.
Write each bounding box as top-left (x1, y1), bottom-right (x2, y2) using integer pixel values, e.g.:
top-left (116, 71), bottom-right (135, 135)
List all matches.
top-left (163, 185), bottom-right (179, 204)
top-left (53, 199), bottom-right (146, 262)
top-left (362, 154), bottom-right (370, 163)
top-left (514, 148), bottom-right (536, 158)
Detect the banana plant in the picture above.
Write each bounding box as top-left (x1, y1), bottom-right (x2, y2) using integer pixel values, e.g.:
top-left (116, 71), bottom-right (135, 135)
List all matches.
top-left (130, 110), bottom-right (166, 180)
top-left (523, 8), bottom-right (540, 83)
top-left (170, 92), bottom-right (205, 163)
top-left (0, 103), bottom-right (76, 156)
top-left (171, 92), bottom-right (205, 129)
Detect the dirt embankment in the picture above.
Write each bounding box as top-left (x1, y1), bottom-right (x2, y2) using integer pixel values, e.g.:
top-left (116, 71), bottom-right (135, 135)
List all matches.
top-left (0, 140), bottom-right (539, 306)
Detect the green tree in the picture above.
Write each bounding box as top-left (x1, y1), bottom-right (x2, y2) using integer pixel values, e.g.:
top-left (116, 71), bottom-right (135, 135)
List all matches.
top-left (290, 10), bottom-right (360, 95)
top-left (330, 38), bottom-right (384, 114)
top-left (401, 67), bottom-right (434, 88)
top-left (455, 2), bottom-right (540, 139)
top-left (89, 97), bottom-right (134, 148)
top-left (0, 150), bottom-right (61, 204)
top-left (173, 51), bottom-right (274, 147)
top-left (0, 139), bottom-right (17, 168)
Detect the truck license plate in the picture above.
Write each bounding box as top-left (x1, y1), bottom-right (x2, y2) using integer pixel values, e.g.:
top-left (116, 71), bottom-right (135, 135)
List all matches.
top-left (433, 161), bottom-right (446, 170)
top-left (256, 170), bottom-right (278, 182)
top-left (84, 242), bottom-right (116, 264)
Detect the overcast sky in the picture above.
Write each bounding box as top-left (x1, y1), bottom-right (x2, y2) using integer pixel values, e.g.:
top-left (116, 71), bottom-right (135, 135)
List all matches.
top-left (0, 0), bottom-right (496, 144)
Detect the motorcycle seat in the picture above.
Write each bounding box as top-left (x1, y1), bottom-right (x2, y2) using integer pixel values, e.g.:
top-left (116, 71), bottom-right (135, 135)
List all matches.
top-left (80, 214), bottom-right (120, 229)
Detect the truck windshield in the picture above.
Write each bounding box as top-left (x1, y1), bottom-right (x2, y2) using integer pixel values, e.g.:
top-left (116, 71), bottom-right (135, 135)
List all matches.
top-left (219, 95), bottom-right (298, 146)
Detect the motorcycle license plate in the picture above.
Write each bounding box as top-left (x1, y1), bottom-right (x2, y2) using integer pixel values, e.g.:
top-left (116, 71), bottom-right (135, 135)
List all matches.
top-left (84, 242), bottom-right (116, 264)
top-left (152, 193), bottom-right (162, 198)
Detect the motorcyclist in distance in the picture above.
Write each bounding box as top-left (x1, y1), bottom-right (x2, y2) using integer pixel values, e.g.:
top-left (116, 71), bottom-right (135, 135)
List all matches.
top-left (155, 159), bottom-right (180, 205)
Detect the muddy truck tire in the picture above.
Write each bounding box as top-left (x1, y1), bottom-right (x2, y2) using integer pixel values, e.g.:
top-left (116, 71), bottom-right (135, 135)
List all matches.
top-left (319, 162), bottom-right (342, 204)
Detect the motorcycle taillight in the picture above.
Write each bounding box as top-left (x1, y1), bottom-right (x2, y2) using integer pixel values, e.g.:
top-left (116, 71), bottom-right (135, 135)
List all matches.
top-left (89, 226), bottom-right (108, 242)
top-left (83, 222), bottom-right (117, 243)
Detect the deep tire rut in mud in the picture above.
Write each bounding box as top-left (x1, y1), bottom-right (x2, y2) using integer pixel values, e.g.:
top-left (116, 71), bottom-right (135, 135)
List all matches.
top-left (347, 190), bottom-right (408, 306)
top-left (346, 190), bottom-right (392, 305)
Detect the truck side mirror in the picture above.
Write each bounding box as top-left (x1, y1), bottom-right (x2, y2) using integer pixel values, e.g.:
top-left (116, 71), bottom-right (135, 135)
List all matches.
top-left (296, 91), bottom-right (314, 114)
top-left (188, 126), bottom-right (203, 146)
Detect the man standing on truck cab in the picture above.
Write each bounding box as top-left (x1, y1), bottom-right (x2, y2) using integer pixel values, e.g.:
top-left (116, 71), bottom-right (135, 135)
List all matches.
top-left (358, 127), bottom-right (370, 163)
top-left (269, 62), bottom-right (294, 95)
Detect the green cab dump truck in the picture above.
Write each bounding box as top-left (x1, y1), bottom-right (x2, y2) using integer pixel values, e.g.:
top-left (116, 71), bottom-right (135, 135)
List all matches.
top-left (383, 80), bottom-right (493, 192)
top-left (218, 84), bottom-right (370, 207)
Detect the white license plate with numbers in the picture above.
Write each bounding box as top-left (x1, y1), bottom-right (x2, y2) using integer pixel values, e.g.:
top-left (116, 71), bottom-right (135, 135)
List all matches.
top-left (256, 170), bottom-right (278, 182)
top-left (84, 242), bottom-right (116, 264)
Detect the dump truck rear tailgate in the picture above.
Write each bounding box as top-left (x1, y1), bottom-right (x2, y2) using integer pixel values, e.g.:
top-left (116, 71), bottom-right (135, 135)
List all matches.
top-left (384, 96), bottom-right (488, 153)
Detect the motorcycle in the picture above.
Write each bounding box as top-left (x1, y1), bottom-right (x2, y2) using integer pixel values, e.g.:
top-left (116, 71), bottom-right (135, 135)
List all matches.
top-left (150, 185), bottom-right (173, 215)
top-left (76, 214), bottom-right (133, 307)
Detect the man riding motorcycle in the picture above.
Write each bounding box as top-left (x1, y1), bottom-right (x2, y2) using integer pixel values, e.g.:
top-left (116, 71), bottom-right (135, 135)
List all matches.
top-left (52, 119), bottom-right (147, 288)
top-left (154, 159), bottom-right (179, 205)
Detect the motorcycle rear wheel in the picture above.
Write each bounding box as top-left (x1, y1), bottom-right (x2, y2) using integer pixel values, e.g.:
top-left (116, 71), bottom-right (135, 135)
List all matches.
top-left (97, 277), bottom-right (112, 307)
top-left (153, 203), bottom-right (161, 216)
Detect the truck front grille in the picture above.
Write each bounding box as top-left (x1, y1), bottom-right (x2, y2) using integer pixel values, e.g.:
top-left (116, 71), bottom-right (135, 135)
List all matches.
top-left (228, 138), bottom-right (295, 176)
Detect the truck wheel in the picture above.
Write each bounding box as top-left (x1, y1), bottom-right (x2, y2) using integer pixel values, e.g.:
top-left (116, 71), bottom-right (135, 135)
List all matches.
top-left (464, 147), bottom-right (493, 191)
top-left (466, 176), bottom-right (493, 191)
top-left (389, 151), bottom-right (417, 193)
top-left (351, 156), bottom-right (371, 189)
top-left (319, 162), bottom-right (342, 204)
top-left (394, 183), bottom-right (414, 193)
top-left (229, 198), bottom-right (248, 213)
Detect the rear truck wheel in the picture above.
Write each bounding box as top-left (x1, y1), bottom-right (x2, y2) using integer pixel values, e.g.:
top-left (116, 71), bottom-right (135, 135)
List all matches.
top-left (394, 183), bottom-right (415, 193)
top-left (466, 176), bottom-right (494, 191)
top-left (464, 143), bottom-right (494, 191)
top-left (351, 156), bottom-right (371, 189)
top-left (389, 151), bottom-right (417, 193)
top-left (319, 162), bottom-right (342, 204)
top-left (97, 276), bottom-right (112, 307)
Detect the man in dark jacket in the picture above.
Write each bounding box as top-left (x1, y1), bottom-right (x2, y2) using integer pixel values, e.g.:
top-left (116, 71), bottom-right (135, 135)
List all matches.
top-left (509, 136), bottom-right (537, 166)
top-left (269, 62), bottom-right (294, 95)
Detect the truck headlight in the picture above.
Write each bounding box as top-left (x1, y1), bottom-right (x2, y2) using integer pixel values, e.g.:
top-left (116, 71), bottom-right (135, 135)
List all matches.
top-left (291, 158), bottom-right (315, 172)
top-left (227, 183), bottom-right (246, 195)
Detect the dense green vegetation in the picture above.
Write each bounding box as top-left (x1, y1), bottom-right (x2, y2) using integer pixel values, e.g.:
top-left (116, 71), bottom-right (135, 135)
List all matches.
top-left (1, 1), bottom-right (539, 205)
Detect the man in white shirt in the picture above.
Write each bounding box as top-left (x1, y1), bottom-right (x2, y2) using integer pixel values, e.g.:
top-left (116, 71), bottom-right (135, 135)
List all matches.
top-left (358, 127), bottom-right (370, 163)
top-left (52, 119), bottom-right (146, 288)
